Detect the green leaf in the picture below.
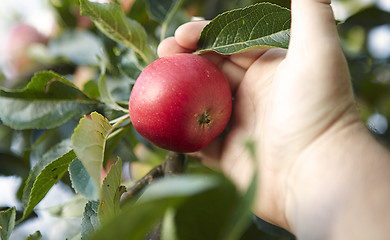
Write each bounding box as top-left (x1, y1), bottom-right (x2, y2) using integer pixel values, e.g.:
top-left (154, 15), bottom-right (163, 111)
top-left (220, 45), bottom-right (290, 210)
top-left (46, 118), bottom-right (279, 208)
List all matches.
top-left (79, 0), bottom-right (151, 63)
top-left (69, 158), bottom-right (99, 200)
top-left (171, 174), bottom-right (240, 240)
top-left (0, 124), bottom-right (13, 151)
top-left (22, 139), bottom-right (73, 211)
top-left (46, 194), bottom-right (88, 218)
top-left (25, 231), bottom-right (42, 240)
top-left (196, 3), bottom-right (291, 55)
top-left (48, 29), bottom-right (104, 66)
top-left (71, 112), bottom-right (112, 189)
top-left (82, 80), bottom-right (100, 99)
top-left (88, 175), bottom-right (220, 240)
top-left (22, 150), bottom-right (76, 220)
top-left (161, 208), bottom-right (177, 240)
top-left (156, 0), bottom-right (184, 41)
top-left (0, 71), bottom-right (97, 130)
top-left (145, 0), bottom-right (177, 22)
top-left (81, 201), bottom-right (100, 240)
top-left (0, 207), bottom-right (16, 240)
top-left (98, 71), bottom-right (128, 112)
top-left (98, 158), bottom-right (125, 224)
top-left (223, 142), bottom-right (258, 240)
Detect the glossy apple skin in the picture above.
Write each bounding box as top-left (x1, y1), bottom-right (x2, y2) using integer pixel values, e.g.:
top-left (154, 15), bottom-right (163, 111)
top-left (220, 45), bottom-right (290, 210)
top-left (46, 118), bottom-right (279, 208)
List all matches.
top-left (129, 53), bottom-right (232, 153)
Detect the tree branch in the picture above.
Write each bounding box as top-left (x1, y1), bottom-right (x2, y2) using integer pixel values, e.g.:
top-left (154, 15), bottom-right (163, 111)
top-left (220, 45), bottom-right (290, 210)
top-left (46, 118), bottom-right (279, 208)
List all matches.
top-left (121, 151), bottom-right (186, 203)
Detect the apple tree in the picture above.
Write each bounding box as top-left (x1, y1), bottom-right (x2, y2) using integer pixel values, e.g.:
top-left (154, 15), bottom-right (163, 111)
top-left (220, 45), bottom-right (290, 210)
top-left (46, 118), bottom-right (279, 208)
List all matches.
top-left (0, 0), bottom-right (389, 239)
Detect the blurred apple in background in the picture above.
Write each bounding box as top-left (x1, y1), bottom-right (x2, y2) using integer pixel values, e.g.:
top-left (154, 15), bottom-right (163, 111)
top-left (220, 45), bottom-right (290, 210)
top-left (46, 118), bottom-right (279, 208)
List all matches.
top-left (2, 23), bottom-right (48, 81)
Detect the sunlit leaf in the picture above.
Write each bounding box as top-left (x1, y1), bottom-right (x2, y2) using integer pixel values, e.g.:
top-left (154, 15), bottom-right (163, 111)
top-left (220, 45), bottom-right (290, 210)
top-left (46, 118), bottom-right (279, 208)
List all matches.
top-left (25, 231), bottom-right (42, 240)
top-left (22, 139), bottom-right (72, 212)
top-left (197, 3), bottom-right (291, 55)
top-left (71, 112), bottom-right (111, 188)
top-left (98, 158), bottom-right (125, 224)
top-left (79, 0), bottom-right (152, 63)
top-left (161, 208), bottom-right (177, 240)
top-left (22, 150), bottom-right (76, 219)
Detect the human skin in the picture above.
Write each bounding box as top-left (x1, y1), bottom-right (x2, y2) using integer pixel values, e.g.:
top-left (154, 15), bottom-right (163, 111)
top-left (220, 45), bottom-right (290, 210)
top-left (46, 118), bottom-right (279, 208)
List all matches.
top-left (158, 0), bottom-right (390, 239)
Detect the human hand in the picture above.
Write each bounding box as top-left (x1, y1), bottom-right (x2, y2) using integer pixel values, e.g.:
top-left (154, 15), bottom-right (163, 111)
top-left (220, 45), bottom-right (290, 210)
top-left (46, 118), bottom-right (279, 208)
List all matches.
top-left (159, 0), bottom-right (390, 238)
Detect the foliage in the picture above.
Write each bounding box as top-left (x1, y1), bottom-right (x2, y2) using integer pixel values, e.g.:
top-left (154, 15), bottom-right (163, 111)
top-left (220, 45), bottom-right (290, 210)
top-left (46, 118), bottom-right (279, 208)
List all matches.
top-left (0, 0), bottom-right (388, 239)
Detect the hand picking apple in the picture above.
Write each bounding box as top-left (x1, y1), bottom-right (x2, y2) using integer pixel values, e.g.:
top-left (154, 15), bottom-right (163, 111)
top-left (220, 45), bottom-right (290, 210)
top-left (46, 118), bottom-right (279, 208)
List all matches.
top-left (157, 0), bottom-right (390, 239)
top-left (129, 53), bottom-right (232, 153)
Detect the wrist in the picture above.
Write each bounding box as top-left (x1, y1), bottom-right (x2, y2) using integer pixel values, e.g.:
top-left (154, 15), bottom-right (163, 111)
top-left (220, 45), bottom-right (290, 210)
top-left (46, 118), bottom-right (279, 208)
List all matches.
top-left (285, 115), bottom-right (390, 239)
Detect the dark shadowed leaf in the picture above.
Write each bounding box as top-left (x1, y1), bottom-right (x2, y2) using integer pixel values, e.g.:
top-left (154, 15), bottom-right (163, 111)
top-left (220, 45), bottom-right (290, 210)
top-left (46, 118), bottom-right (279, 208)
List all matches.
top-left (69, 158), bottom-right (99, 200)
top-left (88, 175), bottom-right (220, 240)
top-left (197, 3), bottom-right (291, 55)
top-left (98, 71), bottom-right (128, 112)
top-left (145, 0), bottom-right (175, 22)
top-left (0, 152), bottom-right (29, 177)
top-left (171, 174), bottom-right (240, 240)
top-left (343, 6), bottom-right (390, 30)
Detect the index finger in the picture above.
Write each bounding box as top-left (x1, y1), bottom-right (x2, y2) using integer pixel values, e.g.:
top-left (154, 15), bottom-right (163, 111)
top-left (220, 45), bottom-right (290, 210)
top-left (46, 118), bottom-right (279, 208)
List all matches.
top-left (174, 20), bottom-right (210, 50)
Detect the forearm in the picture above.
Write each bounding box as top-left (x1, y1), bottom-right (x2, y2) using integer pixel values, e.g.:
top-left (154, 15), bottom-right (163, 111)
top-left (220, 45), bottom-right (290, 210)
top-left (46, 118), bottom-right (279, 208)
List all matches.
top-left (286, 119), bottom-right (390, 239)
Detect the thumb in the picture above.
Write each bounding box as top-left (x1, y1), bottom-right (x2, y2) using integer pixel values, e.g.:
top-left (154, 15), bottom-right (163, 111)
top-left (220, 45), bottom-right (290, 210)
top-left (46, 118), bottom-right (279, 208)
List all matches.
top-left (288, 0), bottom-right (341, 57)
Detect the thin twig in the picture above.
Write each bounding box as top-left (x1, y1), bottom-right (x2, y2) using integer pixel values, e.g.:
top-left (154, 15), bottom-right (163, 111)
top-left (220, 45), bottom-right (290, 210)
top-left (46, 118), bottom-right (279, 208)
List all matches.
top-left (122, 164), bottom-right (165, 202)
top-left (121, 151), bottom-right (187, 203)
top-left (162, 152), bottom-right (186, 176)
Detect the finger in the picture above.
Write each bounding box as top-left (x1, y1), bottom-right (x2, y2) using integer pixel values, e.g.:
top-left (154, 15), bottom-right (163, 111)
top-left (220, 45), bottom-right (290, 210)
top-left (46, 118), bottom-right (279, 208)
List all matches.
top-left (175, 21), bottom-right (210, 50)
top-left (192, 137), bottom-right (224, 169)
top-left (157, 37), bottom-right (193, 57)
top-left (200, 52), bottom-right (246, 94)
top-left (289, 0), bottom-right (341, 57)
top-left (229, 49), bottom-right (269, 70)
top-left (219, 59), bottom-right (246, 94)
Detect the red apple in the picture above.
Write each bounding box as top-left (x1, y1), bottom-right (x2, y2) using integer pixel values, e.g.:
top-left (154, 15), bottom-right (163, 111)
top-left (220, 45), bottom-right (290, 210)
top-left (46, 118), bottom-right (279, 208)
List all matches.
top-left (129, 53), bottom-right (232, 153)
top-left (2, 23), bottom-right (48, 79)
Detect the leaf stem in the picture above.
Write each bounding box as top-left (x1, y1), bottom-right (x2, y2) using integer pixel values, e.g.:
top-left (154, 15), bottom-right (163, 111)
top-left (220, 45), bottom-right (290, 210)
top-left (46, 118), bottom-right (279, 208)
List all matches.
top-left (135, 49), bottom-right (150, 66)
top-left (102, 115), bottom-right (130, 167)
top-left (160, 0), bottom-right (184, 42)
top-left (109, 114), bottom-right (130, 125)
